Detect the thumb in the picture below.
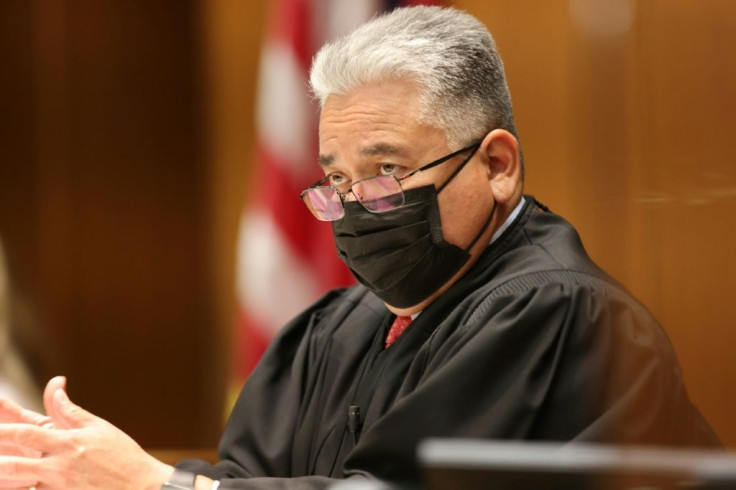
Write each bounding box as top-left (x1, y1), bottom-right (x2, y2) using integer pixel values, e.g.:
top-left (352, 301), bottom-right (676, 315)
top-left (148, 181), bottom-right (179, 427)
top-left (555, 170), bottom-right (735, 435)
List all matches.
top-left (52, 387), bottom-right (97, 429)
top-left (43, 375), bottom-right (67, 423)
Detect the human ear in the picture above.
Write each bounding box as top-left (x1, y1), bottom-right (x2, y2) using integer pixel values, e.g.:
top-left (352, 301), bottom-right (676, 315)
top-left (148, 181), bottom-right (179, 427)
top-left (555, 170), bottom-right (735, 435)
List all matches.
top-left (479, 129), bottom-right (522, 203)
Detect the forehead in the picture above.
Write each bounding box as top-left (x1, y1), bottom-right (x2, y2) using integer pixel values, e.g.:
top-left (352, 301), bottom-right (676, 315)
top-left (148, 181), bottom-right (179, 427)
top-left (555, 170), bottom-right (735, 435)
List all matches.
top-left (318, 79), bottom-right (435, 160)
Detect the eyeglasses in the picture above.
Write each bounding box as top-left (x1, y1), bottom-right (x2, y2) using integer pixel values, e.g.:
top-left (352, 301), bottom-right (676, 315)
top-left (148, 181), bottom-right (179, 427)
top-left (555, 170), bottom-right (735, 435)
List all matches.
top-left (299, 142), bottom-right (481, 221)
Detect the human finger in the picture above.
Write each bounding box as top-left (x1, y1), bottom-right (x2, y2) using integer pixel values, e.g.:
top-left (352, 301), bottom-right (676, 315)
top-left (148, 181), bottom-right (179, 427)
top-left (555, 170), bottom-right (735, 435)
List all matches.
top-left (50, 389), bottom-right (97, 430)
top-left (0, 399), bottom-right (49, 427)
top-left (0, 424), bottom-right (62, 453)
top-left (0, 455), bottom-right (44, 487)
top-left (43, 377), bottom-right (66, 427)
top-left (0, 443), bottom-right (41, 459)
top-left (0, 480), bottom-right (39, 489)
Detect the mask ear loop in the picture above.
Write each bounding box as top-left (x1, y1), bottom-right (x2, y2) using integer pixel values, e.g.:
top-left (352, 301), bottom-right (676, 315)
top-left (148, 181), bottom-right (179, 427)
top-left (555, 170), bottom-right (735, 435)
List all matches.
top-left (463, 200), bottom-right (497, 253)
top-left (436, 144), bottom-right (481, 193)
top-left (433, 143), bottom-right (497, 253)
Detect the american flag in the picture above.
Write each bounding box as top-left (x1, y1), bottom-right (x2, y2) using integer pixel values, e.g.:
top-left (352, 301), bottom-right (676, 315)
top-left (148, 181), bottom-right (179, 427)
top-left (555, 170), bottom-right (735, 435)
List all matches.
top-left (234, 0), bottom-right (442, 384)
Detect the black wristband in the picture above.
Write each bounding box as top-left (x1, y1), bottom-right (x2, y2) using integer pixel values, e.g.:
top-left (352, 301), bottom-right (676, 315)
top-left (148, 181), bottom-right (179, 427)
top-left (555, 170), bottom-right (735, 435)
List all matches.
top-left (161, 469), bottom-right (197, 490)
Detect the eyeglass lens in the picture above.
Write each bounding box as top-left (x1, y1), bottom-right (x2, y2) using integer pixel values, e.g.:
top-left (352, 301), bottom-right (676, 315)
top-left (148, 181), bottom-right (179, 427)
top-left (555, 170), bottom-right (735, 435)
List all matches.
top-left (303, 187), bottom-right (343, 221)
top-left (352, 177), bottom-right (404, 213)
top-left (303, 175), bottom-right (406, 221)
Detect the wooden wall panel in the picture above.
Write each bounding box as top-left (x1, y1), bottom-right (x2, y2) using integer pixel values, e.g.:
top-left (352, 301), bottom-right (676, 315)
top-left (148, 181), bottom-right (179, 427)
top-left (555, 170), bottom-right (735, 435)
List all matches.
top-left (0, 0), bottom-right (227, 448)
top-left (199, 0), bottom-right (268, 410)
top-left (457, 0), bottom-right (736, 446)
top-left (631, 0), bottom-right (736, 447)
top-left (49, 0), bottom-right (218, 447)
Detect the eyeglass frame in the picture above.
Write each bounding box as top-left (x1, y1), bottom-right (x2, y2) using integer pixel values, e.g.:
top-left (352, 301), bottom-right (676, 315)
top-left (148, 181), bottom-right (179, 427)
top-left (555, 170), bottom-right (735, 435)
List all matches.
top-left (299, 141), bottom-right (482, 220)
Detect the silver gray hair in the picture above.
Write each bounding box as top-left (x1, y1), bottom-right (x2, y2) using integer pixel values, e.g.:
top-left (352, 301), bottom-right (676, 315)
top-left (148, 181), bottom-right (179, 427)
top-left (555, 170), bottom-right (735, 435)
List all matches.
top-left (309, 6), bottom-right (520, 153)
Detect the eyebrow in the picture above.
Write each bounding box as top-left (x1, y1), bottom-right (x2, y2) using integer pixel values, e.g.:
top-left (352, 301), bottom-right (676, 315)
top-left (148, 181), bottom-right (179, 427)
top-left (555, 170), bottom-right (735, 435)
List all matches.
top-left (318, 154), bottom-right (334, 167)
top-left (318, 143), bottom-right (407, 168)
top-left (360, 143), bottom-right (406, 158)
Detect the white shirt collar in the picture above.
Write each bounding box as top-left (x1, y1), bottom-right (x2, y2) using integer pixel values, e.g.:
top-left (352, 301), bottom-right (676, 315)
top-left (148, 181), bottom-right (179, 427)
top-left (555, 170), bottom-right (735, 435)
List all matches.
top-left (490, 196), bottom-right (525, 244)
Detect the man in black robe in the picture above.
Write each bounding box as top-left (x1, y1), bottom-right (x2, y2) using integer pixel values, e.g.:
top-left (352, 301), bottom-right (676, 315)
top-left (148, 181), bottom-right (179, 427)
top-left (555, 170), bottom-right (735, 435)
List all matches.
top-left (0, 5), bottom-right (718, 490)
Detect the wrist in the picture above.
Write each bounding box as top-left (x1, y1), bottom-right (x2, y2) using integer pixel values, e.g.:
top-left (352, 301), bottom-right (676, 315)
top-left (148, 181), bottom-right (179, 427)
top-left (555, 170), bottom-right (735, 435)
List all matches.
top-left (159, 467), bottom-right (195, 490)
top-left (195, 475), bottom-right (218, 490)
top-left (144, 460), bottom-right (176, 490)
top-left (159, 469), bottom-right (218, 490)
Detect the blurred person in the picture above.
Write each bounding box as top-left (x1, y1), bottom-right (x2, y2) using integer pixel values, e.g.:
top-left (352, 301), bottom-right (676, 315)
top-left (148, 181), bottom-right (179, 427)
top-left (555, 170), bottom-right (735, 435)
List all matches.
top-left (0, 6), bottom-right (719, 490)
top-left (0, 238), bottom-right (41, 412)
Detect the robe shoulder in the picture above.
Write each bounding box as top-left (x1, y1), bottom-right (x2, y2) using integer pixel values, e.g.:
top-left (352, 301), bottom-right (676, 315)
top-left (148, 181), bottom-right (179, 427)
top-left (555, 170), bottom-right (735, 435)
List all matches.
top-left (341, 270), bottom-right (718, 486)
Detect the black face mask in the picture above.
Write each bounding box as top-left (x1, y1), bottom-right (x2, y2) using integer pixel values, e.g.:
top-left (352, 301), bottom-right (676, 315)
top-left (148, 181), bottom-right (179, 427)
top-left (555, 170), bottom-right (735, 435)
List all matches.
top-left (332, 184), bottom-right (495, 308)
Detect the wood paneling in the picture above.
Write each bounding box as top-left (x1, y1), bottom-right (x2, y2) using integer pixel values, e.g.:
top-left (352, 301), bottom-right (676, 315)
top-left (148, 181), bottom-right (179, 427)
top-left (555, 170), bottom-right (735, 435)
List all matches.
top-left (199, 0), bottom-right (268, 413)
top-left (0, 0), bottom-right (230, 447)
top-left (457, 0), bottom-right (736, 446)
top-left (630, 0), bottom-right (736, 447)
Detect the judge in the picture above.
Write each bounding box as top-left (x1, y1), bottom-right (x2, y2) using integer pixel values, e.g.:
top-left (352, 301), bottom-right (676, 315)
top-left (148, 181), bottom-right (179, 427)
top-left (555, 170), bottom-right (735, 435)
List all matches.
top-left (0, 6), bottom-right (719, 490)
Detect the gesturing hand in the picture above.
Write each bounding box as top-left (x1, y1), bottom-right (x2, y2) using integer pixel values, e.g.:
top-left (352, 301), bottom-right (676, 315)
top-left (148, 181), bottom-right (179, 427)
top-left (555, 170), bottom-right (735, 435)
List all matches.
top-left (0, 376), bottom-right (174, 489)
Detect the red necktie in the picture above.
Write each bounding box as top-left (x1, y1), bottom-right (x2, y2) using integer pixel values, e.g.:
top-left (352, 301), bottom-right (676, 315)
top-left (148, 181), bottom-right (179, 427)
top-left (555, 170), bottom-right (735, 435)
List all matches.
top-left (385, 315), bottom-right (412, 349)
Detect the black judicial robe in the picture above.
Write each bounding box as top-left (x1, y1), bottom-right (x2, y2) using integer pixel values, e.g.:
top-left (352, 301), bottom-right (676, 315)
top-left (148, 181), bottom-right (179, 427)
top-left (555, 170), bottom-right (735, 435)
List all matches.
top-left (179, 197), bottom-right (718, 489)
